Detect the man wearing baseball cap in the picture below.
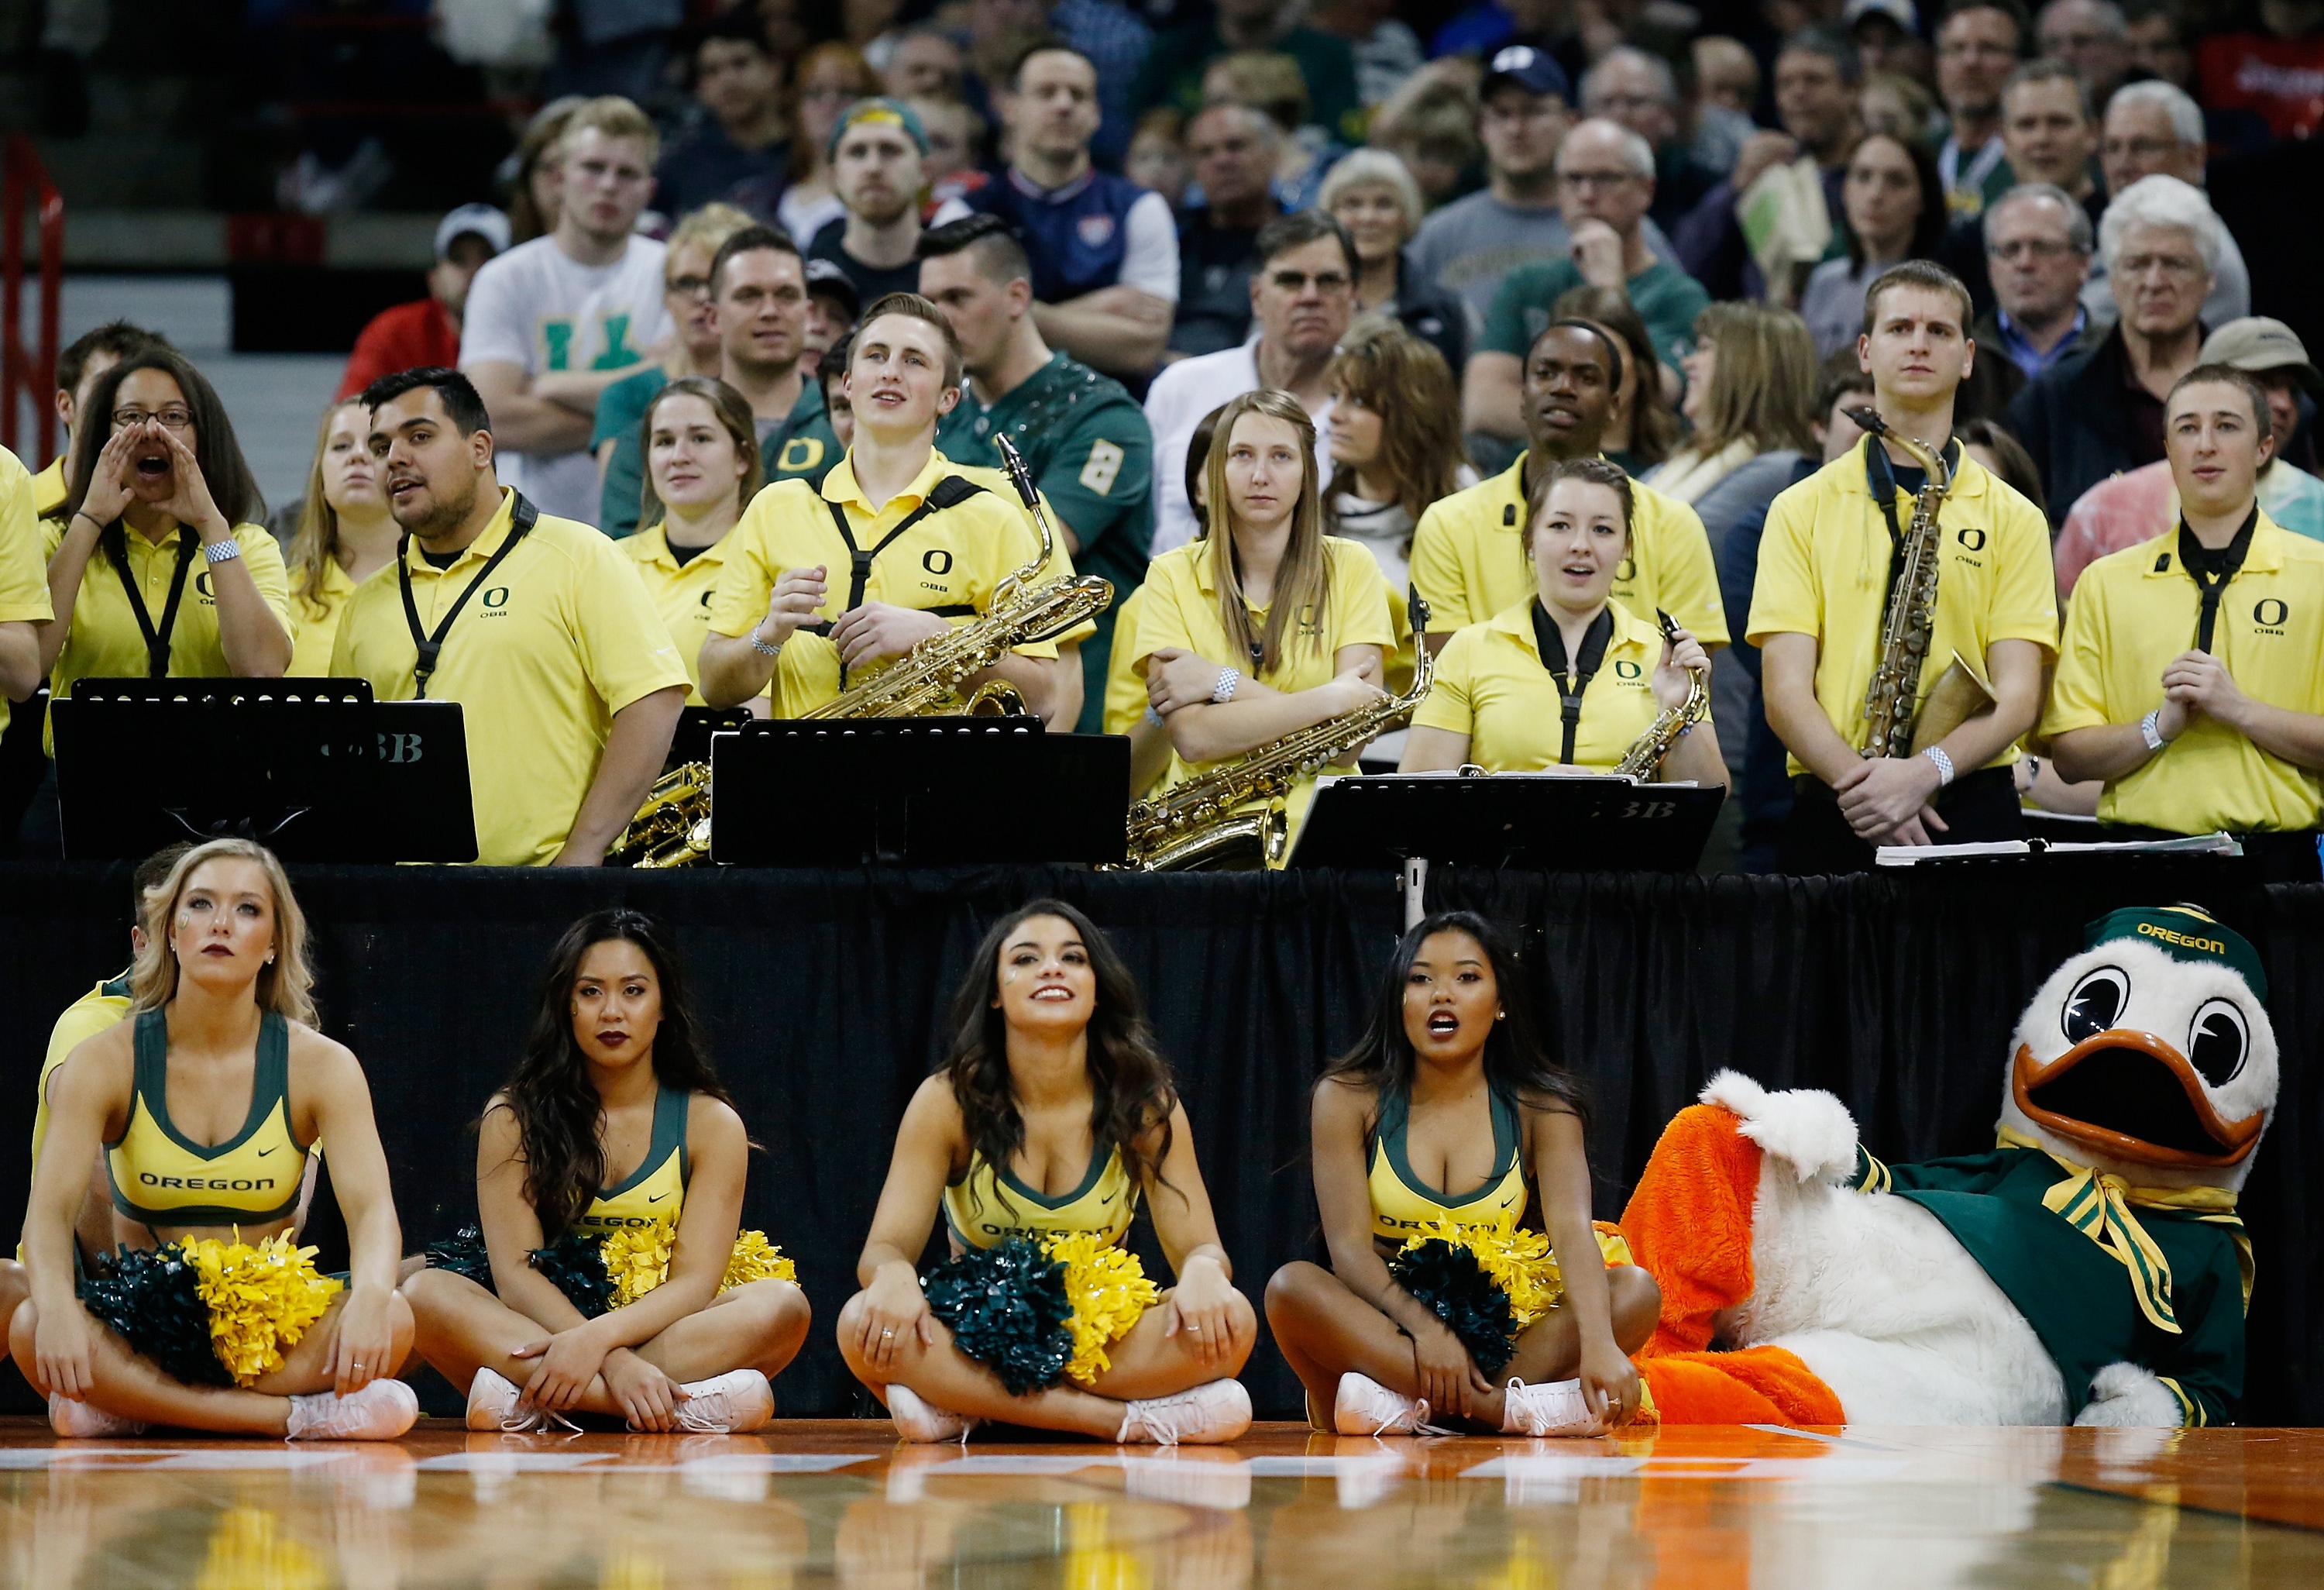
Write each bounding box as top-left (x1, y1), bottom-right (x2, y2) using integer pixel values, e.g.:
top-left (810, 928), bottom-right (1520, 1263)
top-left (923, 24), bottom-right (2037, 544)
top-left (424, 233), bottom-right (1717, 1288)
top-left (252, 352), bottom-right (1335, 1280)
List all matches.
top-left (336, 204), bottom-right (510, 401)
top-left (807, 98), bottom-right (971, 307)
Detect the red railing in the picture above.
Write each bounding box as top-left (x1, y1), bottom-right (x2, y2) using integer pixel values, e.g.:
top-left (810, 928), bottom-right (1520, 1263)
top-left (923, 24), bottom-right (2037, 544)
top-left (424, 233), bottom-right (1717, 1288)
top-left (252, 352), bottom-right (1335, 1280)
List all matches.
top-left (2, 135), bottom-right (63, 463)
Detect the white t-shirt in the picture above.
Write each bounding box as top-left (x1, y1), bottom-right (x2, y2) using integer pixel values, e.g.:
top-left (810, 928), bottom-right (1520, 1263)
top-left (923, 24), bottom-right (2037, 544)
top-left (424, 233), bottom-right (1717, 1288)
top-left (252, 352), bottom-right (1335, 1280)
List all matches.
top-left (460, 234), bottom-right (672, 525)
top-left (1120, 191), bottom-right (1181, 302)
top-left (1143, 337), bottom-right (1334, 556)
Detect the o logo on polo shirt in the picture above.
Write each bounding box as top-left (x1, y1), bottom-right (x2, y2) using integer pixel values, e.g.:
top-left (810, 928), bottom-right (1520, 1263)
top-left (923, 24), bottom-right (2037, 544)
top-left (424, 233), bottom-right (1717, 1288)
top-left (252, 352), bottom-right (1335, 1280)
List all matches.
top-left (2255, 598), bottom-right (2289, 628)
top-left (481, 587), bottom-right (510, 608)
top-left (700, 590), bottom-right (714, 608)
top-left (1614, 659), bottom-right (1643, 680)
top-left (923, 549), bottom-right (954, 575)
top-left (1956, 526), bottom-right (1987, 551)
top-left (194, 572), bottom-right (215, 598)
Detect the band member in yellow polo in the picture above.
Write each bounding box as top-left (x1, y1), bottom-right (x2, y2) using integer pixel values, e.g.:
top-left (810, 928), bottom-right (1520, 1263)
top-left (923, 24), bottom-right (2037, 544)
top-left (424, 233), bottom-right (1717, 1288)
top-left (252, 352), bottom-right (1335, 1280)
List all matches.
top-left (1402, 457), bottom-right (1725, 786)
top-left (0, 442), bottom-right (45, 743)
top-left (699, 293), bottom-right (1088, 726)
top-left (1135, 388), bottom-right (1394, 861)
top-left (622, 377), bottom-right (767, 709)
top-left (330, 368), bottom-right (688, 867)
top-left (1408, 320), bottom-right (1726, 655)
top-left (1752, 260), bottom-right (2057, 873)
top-left (2047, 364), bottom-right (2324, 883)
top-left (38, 350), bottom-right (291, 741)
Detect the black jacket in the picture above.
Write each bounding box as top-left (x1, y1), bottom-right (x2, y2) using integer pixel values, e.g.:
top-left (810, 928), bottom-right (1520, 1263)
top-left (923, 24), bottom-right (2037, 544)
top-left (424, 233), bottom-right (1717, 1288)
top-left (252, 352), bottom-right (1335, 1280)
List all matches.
top-left (1387, 249), bottom-right (1469, 376)
top-left (2003, 322), bottom-right (2164, 526)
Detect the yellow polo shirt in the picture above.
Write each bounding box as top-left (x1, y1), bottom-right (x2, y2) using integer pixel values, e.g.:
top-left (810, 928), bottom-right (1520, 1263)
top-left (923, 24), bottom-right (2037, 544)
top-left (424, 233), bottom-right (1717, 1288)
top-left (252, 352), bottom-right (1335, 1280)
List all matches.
top-left (622, 521), bottom-right (744, 705)
top-left (328, 489), bottom-right (689, 866)
top-left (287, 556), bottom-right (357, 677)
top-left (1414, 598), bottom-right (1693, 773)
top-left (1408, 455), bottom-right (1729, 645)
top-left (2044, 515), bottom-right (2324, 833)
top-left (706, 448), bottom-right (1094, 718)
top-left (1130, 535), bottom-right (1395, 861)
top-left (1748, 449), bottom-right (2057, 776)
top-left (1102, 582), bottom-right (1151, 736)
top-left (0, 446), bottom-right (50, 740)
top-left (43, 515), bottom-right (292, 754)
top-left (30, 454), bottom-right (65, 519)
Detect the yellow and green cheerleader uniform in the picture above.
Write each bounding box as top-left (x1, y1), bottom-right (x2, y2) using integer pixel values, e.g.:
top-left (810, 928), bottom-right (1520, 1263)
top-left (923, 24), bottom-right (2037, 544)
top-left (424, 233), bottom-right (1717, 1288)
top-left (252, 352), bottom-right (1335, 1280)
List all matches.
top-left (924, 1141), bottom-right (1159, 1393)
top-left (1368, 1088), bottom-right (1635, 1375)
top-left (77, 1009), bottom-right (340, 1388)
top-left (427, 1084), bottom-right (790, 1313)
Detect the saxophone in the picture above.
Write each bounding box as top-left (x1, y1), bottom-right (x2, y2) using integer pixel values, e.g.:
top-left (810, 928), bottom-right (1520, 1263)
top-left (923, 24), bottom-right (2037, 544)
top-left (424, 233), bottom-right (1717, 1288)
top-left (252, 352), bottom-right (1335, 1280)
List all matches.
top-left (609, 435), bottom-right (1111, 866)
top-left (1612, 609), bottom-right (1710, 779)
top-left (803, 433), bottom-right (1112, 719)
top-left (1848, 408), bottom-right (1996, 760)
top-left (1125, 595), bottom-right (1434, 871)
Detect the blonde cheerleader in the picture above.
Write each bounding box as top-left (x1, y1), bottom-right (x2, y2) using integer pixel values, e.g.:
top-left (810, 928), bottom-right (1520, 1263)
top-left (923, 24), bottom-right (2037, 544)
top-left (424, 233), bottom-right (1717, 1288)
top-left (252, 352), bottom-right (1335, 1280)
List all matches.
top-left (403, 909), bottom-right (807, 1433)
top-left (12, 838), bottom-right (416, 1440)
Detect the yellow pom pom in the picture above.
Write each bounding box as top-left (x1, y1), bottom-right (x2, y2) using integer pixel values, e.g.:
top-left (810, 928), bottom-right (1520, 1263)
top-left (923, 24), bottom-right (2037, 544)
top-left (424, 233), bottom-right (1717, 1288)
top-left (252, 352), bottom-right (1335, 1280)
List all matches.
top-left (179, 1234), bottom-right (344, 1387)
top-left (1043, 1232), bottom-right (1159, 1387)
top-left (599, 1220), bottom-right (679, 1310)
top-left (1397, 1214), bottom-right (1565, 1330)
top-left (721, 1230), bottom-right (796, 1290)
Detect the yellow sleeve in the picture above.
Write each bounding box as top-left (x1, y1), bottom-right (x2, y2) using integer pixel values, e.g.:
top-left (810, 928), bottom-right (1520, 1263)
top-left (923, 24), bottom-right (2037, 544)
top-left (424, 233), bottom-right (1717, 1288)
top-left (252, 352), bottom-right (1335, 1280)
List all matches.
top-left (236, 522), bottom-right (294, 628)
top-left (326, 583), bottom-right (363, 678)
top-left (1408, 501), bottom-right (1480, 632)
top-left (1643, 495), bottom-right (1730, 647)
top-left (1745, 487), bottom-right (1821, 647)
top-left (32, 996), bottom-right (125, 1171)
top-left (1409, 625), bottom-right (1477, 736)
top-left (704, 493), bottom-right (782, 638)
top-left (576, 539), bottom-right (692, 714)
top-left (1986, 490), bottom-right (2061, 656)
top-left (1102, 585), bottom-right (1151, 735)
top-left (0, 447), bottom-right (49, 623)
top-left (1132, 556), bottom-right (1202, 670)
top-left (2041, 565), bottom-right (2117, 738)
top-left (1329, 540), bottom-right (1396, 652)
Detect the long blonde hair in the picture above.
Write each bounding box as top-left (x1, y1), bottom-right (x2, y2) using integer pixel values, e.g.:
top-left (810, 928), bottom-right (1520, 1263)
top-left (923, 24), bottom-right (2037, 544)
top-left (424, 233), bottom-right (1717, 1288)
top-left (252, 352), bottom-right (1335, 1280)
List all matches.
top-left (1684, 301), bottom-right (1820, 458)
top-left (1202, 389), bottom-right (1330, 676)
top-left (131, 839), bottom-right (318, 1027)
top-left (290, 399), bottom-right (370, 621)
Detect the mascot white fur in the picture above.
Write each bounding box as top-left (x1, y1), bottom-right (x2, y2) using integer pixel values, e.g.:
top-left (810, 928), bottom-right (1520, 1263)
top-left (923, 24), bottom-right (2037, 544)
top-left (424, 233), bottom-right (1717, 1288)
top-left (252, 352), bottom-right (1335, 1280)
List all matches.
top-left (1619, 906), bottom-right (2271, 1428)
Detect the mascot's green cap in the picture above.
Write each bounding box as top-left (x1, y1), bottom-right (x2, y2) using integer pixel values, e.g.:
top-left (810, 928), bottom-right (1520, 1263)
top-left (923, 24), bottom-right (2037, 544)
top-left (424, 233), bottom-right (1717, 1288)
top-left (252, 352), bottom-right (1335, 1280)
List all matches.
top-left (2085, 904), bottom-right (2267, 1002)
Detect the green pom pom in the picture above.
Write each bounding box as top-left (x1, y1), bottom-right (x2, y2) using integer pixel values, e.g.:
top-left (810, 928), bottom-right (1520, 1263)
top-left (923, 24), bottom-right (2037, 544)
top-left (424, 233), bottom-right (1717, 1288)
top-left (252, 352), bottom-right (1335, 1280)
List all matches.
top-left (422, 1225), bottom-right (493, 1287)
top-left (528, 1232), bottom-right (613, 1319)
top-left (77, 1245), bottom-right (234, 1389)
top-left (922, 1237), bottom-right (1074, 1396)
top-left (1389, 1239), bottom-right (1521, 1376)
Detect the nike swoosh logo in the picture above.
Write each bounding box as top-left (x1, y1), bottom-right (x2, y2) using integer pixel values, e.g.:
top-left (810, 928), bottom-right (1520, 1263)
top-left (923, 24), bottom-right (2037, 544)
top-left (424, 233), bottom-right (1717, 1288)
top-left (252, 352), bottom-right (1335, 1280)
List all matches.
top-left (647, 1191), bottom-right (671, 1203)
top-left (256, 1146), bottom-right (279, 1157)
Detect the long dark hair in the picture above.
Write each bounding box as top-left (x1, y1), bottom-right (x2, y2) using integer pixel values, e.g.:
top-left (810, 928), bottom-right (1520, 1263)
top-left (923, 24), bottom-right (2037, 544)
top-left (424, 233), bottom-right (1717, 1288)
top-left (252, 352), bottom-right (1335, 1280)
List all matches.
top-left (498, 909), bottom-right (740, 1238)
top-left (1319, 911), bottom-right (1587, 1127)
top-left (65, 350), bottom-right (264, 528)
top-left (942, 899), bottom-right (1177, 1197)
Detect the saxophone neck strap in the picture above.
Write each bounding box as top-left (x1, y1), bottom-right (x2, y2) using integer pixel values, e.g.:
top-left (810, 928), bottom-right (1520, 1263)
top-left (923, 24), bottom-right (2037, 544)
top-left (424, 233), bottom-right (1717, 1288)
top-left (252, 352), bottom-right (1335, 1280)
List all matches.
top-left (1862, 430), bottom-right (1961, 553)
top-left (2175, 506), bottom-right (2259, 655)
top-left (101, 519), bottom-right (201, 679)
top-left (1531, 599), bottom-right (1614, 765)
top-left (820, 476), bottom-right (986, 684)
top-left (397, 490), bottom-right (538, 700)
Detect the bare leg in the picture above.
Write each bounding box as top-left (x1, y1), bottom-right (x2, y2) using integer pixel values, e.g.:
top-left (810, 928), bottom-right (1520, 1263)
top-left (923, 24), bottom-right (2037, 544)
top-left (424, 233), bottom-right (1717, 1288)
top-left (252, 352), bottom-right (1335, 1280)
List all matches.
top-left (1077, 1285), bottom-right (1256, 1402)
top-left (835, 1290), bottom-right (1129, 1440)
top-left (628, 1279), bottom-right (811, 1384)
top-left (0, 1261), bottom-right (26, 1349)
top-left (1263, 1262), bottom-right (1425, 1414)
top-left (1471, 1265), bottom-right (1663, 1427)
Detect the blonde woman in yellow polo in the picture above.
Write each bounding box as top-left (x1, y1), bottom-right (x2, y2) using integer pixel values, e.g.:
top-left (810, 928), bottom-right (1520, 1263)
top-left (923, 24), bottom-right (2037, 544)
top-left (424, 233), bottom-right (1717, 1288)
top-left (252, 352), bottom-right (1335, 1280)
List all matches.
top-left (1401, 456), bottom-right (1726, 789)
top-left (624, 377), bottom-right (768, 710)
top-left (1135, 388), bottom-right (1395, 862)
top-left (285, 398), bottom-right (401, 676)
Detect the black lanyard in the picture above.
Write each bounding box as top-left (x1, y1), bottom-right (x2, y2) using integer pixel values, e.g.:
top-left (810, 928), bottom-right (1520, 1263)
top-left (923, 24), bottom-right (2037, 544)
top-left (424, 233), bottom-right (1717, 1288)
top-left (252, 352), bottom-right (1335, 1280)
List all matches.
top-left (100, 522), bottom-right (198, 679)
top-left (817, 476), bottom-right (985, 682)
top-left (2177, 508), bottom-right (2257, 655)
top-left (1862, 432), bottom-right (1961, 611)
top-left (397, 492), bottom-right (538, 699)
top-left (1532, 600), bottom-right (1614, 765)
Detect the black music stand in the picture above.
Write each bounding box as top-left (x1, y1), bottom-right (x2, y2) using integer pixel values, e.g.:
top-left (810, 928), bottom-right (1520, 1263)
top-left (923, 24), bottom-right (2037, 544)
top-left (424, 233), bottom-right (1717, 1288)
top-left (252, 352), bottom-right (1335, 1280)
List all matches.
top-left (667, 705), bottom-right (755, 770)
top-left (51, 677), bottom-right (478, 862)
top-left (1287, 770), bottom-right (1724, 872)
top-left (708, 718), bottom-right (1129, 866)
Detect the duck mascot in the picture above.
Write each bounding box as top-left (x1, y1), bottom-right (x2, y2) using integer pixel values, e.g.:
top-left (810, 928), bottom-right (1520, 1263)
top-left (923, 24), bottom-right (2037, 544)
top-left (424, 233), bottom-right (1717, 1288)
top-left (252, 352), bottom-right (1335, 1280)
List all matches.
top-left (1618, 905), bottom-right (2271, 1427)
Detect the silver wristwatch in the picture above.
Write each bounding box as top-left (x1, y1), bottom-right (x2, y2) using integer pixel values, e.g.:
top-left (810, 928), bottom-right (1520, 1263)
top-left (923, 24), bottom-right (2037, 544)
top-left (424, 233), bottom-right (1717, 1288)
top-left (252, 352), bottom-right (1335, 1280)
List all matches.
top-left (749, 628), bottom-right (783, 659)
top-left (202, 537), bottom-right (242, 566)
top-left (1212, 667), bottom-right (1241, 704)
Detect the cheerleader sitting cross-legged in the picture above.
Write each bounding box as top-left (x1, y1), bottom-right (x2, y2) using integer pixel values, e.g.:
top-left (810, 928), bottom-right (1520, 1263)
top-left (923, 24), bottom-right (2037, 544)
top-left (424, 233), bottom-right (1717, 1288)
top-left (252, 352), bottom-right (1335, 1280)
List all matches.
top-left (403, 910), bottom-right (809, 1433)
top-left (1266, 911), bottom-right (1662, 1437)
top-left (838, 900), bottom-right (1257, 1445)
top-left (10, 839), bottom-right (418, 1441)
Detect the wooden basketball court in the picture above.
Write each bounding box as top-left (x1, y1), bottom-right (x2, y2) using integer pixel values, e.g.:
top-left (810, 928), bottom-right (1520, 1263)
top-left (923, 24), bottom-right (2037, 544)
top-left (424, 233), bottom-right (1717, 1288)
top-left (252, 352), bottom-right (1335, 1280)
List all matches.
top-left (4, 1417), bottom-right (2320, 1586)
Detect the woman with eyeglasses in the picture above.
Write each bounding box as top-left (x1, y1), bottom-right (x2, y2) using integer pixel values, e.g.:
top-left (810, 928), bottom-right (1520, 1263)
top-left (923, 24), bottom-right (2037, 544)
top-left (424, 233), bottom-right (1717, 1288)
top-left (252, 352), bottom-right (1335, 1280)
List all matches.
top-left (33, 349), bottom-right (289, 852)
top-left (593, 202), bottom-right (755, 538)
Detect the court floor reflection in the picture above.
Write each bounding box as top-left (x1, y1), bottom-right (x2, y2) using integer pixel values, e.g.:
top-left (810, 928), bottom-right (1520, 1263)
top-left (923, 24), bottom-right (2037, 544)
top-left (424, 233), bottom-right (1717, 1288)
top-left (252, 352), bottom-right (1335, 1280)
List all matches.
top-left (2, 1420), bottom-right (2320, 1588)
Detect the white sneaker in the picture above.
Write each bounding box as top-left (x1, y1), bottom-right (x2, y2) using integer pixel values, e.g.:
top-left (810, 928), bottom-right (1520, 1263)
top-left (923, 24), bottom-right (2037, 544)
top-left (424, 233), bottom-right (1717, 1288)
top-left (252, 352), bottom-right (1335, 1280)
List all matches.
top-left (465, 1366), bottom-right (577, 1434)
top-left (1116, 1379), bottom-right (1252, 1447)
top-left (885, 1382), bottom-right (978, 1444)
top-left (1499, 1377), bottom-right (1595, 1437)
top-left (1333, 1372), bottom-right (1446, 1437)
top-left (48, 1392), bottom-right (146, 1438)
top-left (286, 1378), bottom-right (419, 1441)
top-left (669, 1369), bottom-right (774, 1433)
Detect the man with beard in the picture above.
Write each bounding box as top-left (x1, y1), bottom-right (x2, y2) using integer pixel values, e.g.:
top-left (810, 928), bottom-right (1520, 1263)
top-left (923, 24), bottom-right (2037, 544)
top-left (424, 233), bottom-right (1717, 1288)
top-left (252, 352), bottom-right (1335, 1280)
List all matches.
top-left (1934, 0), bottom-right (2028, 220)
top-left (331, 369), bottom-right (686, 867)
top-left (1412, 320), bottom-right (1726, 653)
top-left (807, 100), bottom-right (971, 307)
